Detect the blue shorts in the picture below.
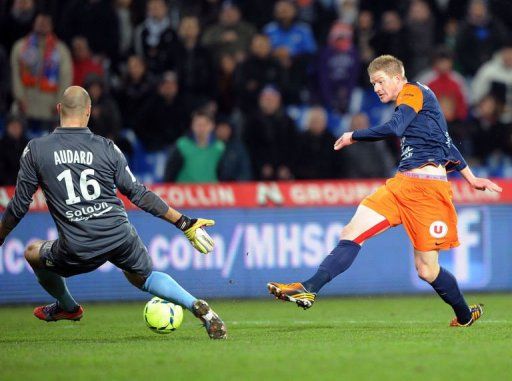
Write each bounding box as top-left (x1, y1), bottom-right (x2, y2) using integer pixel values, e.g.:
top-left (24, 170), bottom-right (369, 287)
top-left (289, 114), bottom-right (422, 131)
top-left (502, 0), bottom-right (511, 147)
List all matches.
top-left (39, 234), bottom-right (153, 278)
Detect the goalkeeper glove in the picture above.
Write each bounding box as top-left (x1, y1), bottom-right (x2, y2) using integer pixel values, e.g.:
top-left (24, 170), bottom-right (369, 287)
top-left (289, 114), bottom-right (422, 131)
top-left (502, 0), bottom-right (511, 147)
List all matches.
top-left (174, 215), bottom-right (215, 254)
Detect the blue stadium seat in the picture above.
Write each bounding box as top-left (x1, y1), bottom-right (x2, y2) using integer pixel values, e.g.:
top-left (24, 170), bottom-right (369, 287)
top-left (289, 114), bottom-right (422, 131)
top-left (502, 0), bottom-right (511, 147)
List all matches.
top-left (124, 130), bottom-right (168, 184)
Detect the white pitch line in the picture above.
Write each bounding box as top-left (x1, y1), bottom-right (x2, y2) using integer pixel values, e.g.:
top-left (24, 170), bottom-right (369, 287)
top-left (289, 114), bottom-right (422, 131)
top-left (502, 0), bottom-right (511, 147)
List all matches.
top-left (228, 320), bottom-right (510, 325)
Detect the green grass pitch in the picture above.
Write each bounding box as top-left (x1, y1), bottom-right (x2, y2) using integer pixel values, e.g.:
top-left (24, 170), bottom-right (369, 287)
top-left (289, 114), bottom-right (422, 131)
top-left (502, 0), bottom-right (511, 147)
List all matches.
top-left (1, 293), bottom-right (511, 381)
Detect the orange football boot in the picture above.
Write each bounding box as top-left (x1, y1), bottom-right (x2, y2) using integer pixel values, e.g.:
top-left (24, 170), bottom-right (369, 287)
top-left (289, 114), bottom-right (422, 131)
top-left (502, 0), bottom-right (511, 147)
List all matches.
top-left (450, 304), bottom-right (484, 327)
top-left (267, 282), bottom-right (316, 309)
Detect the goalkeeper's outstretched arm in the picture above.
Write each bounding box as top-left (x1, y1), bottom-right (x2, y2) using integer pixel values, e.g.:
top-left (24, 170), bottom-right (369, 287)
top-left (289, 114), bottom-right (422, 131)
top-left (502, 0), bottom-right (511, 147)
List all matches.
top-left (164, 208), bottom-right (215, 255)
top-left (112, 142), bottom-right (215, 254)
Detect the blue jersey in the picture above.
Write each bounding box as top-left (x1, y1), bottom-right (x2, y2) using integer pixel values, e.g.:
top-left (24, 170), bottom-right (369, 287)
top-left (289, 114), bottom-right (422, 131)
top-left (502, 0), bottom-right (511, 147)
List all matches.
top-left (352, 82), bottom-right (466, 172)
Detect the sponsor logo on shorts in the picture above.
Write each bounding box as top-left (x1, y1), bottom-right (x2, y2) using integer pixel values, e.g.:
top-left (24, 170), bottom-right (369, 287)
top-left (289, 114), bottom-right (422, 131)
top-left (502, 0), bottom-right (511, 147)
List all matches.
top-left (429, 220), bottom-right (448, 238)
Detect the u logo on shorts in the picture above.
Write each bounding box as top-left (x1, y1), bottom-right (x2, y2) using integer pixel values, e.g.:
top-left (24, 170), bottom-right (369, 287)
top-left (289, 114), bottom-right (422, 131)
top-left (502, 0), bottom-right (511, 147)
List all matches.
top-left (429, 221), bottom-right (448, 238)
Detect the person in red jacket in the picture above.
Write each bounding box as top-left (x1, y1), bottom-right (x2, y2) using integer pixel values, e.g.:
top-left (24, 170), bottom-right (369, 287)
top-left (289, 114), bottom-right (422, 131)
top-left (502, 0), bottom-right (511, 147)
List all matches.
top-left (72, 36), bottom-right (104, 86)
top-left (417, 47), bottom-right (469, 122)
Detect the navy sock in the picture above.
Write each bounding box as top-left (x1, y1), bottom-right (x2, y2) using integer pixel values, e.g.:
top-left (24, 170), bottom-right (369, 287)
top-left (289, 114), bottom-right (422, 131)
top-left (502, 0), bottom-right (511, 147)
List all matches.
top-left (430, 267), bottom-right (471, 324)
top-left (302, 240), bottom-right (361, 293)
top-left (34, 268), bottom-right (79, 312)
top-left (142, 271), bottom-right (197, 311)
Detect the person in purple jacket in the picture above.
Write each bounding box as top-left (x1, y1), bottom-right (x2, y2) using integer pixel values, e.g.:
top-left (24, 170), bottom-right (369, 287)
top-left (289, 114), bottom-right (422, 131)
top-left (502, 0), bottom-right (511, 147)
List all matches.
top-left (315, 22), bottom-right (360, 113)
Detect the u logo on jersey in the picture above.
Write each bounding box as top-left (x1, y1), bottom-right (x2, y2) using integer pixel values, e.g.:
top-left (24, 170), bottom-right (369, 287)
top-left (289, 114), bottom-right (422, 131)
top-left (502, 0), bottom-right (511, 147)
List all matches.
top-left (429, 221), bottom-right (448, 238)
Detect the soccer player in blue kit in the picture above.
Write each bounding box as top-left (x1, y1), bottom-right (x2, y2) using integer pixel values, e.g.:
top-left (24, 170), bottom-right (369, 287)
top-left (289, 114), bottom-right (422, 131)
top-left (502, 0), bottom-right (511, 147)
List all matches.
top-left (0, 86), bottom-right (227, 339)
top-left (268, 55), bottom-right (502, 327)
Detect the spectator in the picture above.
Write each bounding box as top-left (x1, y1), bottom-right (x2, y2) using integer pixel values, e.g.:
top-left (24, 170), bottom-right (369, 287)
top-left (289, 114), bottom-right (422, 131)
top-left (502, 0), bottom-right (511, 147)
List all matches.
top-left (195, 98), bottom-right (219, 122)
top-left (115, 0), bottom-right (135, 60)
top-left (469, 94), bottom-right (507, 164)
top-left (0, 115), bottom-right (29, 186)
top-left (335, 0), bottom-right (359, 25)
top-left (340, 113), bottom-right (395, 178)
top-left (117, 0), bottom-right (147, 28)
top-left (71, 36), bottom-right (104, 86)
top-left (441, 0), bottom-right (469, 21)
top-left (84, 74), bottom-right (122, 142)
top-left (10, 13), bottom-right (72, 132)
top-left (133, 0), bottom-right (178, 75)
top-left (135, 71), bottom-right (186, 151)
top-left (234, 34), bottom-right (282, 113)
top-left (370, 10), bottom-right (410, 67)
top-left (294, 106), bottom-right (339, 180)
top-left (294, 0), bottom-right (337, 44)
top-left (263, 1), bottom-right (317, 58)
top-left (239, 0), bottom-right (275, 30)
top-left (417, 47), bottom-right (469, 122)
top-left (215, 118), bottom-right (252, 181)
top-left (216, 53), bottom-right (237, 116)
top-left (115, 55), bottom-right (156, 129)
top-left (0, 0), bottom-right (36, 53)
top-left (164, 110), bottom-right (225, 183)
top-left (364, 1), bottom-right (402, 16)
top-left (179, 0), bottom-right (222, 28)
top-left (354, 9), bottom-right (376, 88)
top-left (60, 0), bottom-right (119, 61)
top-left (244, 85), bottom-right (297, 180)
top-left (264, 1), bottom-right (316, 104)
top-left (471, 42), bottom-right (512, 122)
top-left (175, 15), bottom-right (217, 115)
top-left (202, 1), bottom-right (256, 63)
top-left (315, 22), bottom-right (360, 114)
top-left (489, 0), bottom-right (512, 32)
top-left (501, 123), bottom-right (512, 160)
top-left (0, 46), bottom-right (10, 122)
top-left (443, 17), bottom-right (459, 53)
top-left (418, 47), bottom-right (472, 156)
top-left (405, 0), bottom-right (439, 79)
top-left (455, 0), bottom-right (509, 76)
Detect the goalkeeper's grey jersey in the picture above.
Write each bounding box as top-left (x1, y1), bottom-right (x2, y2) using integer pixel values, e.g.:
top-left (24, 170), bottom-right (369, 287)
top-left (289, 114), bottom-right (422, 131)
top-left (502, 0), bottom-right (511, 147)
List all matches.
top-left (2, 127), bottom-right (168, 259)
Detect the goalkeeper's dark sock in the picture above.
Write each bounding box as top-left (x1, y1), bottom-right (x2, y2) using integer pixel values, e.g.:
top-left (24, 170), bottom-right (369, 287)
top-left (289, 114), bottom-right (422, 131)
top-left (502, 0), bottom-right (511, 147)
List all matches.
top-left (34, 268), bottom-right (79, 312)
top-left (429, 267), bottom-right (472, 324)
top-left (142, 271), bottom-right (196, 311)
top-left (302, 240), bottom-right (361, 293)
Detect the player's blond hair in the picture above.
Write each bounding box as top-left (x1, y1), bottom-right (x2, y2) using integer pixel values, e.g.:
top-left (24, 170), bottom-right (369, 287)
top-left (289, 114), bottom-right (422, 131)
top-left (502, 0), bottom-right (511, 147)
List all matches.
top-left (367, 55), bottom-right (405, 78)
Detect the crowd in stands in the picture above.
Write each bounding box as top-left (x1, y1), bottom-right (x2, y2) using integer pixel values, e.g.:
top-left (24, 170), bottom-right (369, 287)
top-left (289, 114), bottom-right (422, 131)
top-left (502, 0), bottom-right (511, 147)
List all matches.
top-left (1, 0), bottom-right (511, 185)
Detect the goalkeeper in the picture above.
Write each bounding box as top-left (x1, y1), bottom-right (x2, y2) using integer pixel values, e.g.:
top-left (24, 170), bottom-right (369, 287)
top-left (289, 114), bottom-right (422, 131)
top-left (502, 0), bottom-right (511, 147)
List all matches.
top-left (0, 86), bottom-right (226, 339)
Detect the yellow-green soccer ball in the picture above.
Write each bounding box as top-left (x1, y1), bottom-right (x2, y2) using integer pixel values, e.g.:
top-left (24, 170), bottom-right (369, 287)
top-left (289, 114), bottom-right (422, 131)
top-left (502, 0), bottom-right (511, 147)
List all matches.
top-left (143, 297), bottom-right (184, 334)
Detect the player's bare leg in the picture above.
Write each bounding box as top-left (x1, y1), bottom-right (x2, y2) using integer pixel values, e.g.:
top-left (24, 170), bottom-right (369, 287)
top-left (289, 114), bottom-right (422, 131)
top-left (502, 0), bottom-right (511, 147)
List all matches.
top-left (414, 249), bottom-right (441, 283)
top-left (25, 241), bottom-right (83, 322)
top-left (125, 270), bottom-right (227, 339)
top-left (268, 205), bottom-right (390, 308)
top-left (338, 204), bottom-right (390, 242)
top-left (414, 249), bottom-right (483, 327)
